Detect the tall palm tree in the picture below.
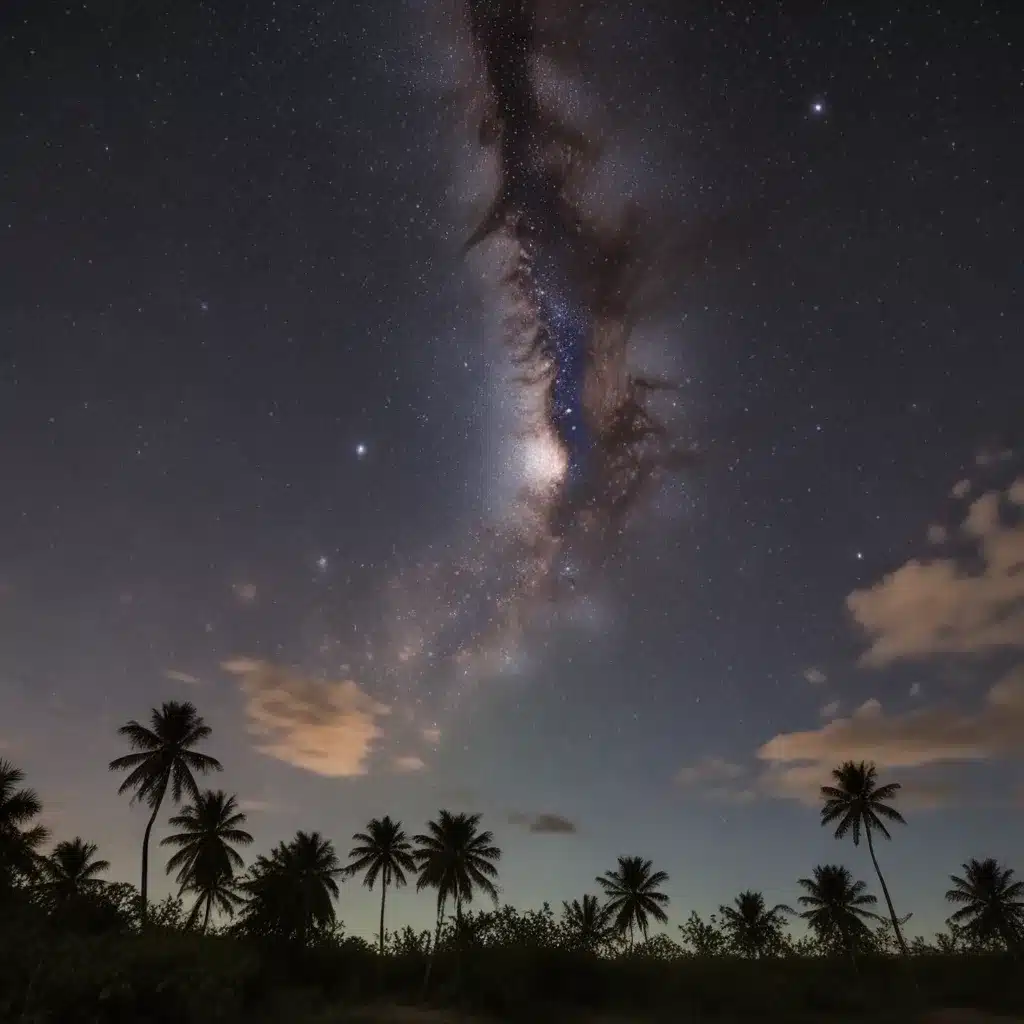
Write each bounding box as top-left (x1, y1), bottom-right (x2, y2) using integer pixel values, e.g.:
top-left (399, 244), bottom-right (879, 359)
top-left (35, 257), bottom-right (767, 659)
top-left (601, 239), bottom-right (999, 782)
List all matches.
top-left (235, 830), bottom-right (341, 945)
top-left (414, 810), bottom-right (501, 985)
top-left (596, 855), bottom-right (670, 949)
top-left (718, 890), bottom-right (793, 958)
top-left (344, 816), bottom-right (417, 955)
top-left (160, 790), bottom-right (252, 932)
top-left (109, 701), bottom-right (222, 924)
top-left (37, 838), bottom-right (110, 906)
top-left (796, 864), bottom-right (881, 959)
top-left (820, 760), bottom-right (908, 955)
top-left (561, 893), bottom-right (614, 953)
top-left (0, 759), bottom-right (49, 891)
top-left (945, 858), bottom-right (1024, 955)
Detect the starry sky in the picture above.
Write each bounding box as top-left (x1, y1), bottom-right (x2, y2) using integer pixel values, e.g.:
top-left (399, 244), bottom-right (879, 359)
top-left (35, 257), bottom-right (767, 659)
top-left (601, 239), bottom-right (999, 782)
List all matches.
top-left (2, 2), bottom-right (1022, 941)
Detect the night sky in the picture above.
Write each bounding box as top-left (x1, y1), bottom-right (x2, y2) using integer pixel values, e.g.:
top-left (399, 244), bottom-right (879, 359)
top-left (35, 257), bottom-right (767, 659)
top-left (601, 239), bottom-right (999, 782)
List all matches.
top-left (2, 2), bottom-right (1022, 940)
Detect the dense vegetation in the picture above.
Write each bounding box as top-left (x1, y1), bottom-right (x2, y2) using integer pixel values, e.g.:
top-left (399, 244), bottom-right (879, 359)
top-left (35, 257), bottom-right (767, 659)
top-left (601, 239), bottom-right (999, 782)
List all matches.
top-left (1, 700), bottom-right (1021, 1022)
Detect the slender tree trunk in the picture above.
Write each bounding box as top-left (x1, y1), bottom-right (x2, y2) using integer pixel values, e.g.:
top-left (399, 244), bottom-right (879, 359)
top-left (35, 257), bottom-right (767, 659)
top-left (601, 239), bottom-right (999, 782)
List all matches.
top-left (865, 826), bottom-right (908, 955)
top-left (422, 894), bottom-right (445, 993)
top-left (202, 894), bottom-right (212, 934)
top-left (139, 786), bottom-right (166, 927)
top-left (379, 868), bottom-right (388, 957)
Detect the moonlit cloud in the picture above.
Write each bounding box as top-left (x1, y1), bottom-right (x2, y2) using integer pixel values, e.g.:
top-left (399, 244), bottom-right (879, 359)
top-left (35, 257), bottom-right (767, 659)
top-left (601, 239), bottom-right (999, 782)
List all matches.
top-left (222, 658), bottom-right (391, 777)
top-left (232, 582), bottom-right (258, 602)
top-left (847, 481), bottom-right (1024, 665)
top-left (508, 811), bottom-right (578, 834)
top-left (950, 478), bottom-right (971, 499)
top-left (803, 667), bottom-right (827, 685)
top-left (819, 700), bottom-right (840, 719)
top-left (165, 669), bottom-right (201, 685)
top-left (393, 755), bottom-right (426, 773)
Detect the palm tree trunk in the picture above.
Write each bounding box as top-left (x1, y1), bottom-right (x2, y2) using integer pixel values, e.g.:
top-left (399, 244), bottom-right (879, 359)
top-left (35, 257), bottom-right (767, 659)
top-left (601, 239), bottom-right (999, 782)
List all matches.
top-left (139, 786), bottom-right (167, 927)
top-left (379, 868), bottom-right (388, 957)
top-left (202, 893), bottom-right (213, 933)
top-left (423, 894), bottom-right (445, 993)
top-left (865, 826), bottom-right (908, 955)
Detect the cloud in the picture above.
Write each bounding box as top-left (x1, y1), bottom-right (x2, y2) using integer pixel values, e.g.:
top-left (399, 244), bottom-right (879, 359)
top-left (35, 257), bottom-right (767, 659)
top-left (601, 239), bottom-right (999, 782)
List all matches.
top-left (803, 667), bottom-right (827, 685)
top-left (393, 755), bottom-right (426, 773)
top-left (238, 799), bottom-right (277, 813)
top-left (909, 682), bottom-right (922, 698)
top-left (421, 726), bottom-right (441, 744)
top-left (950, 479), bottom-right (971, 499)
top-left (676, 756), bottom-right (745, 786)
top-left (976, 448), bottom-right (1014, 467)
top-left (165, 669), bottom-right (201, 685)
top-left (232, 582), bottom-right (258, 602)
top-left (757, 666), bottom-right (1024, 777)
top-left (508, 811), bottom-right (578, 834)
top-left (847, 481), bottom-right (1024, 665)
top-left (926, 524), bottom-right (948, 545)
top-left (819, 700), bottom-right (840, 719)
top-left (222, 658), bottom-right (391, 777)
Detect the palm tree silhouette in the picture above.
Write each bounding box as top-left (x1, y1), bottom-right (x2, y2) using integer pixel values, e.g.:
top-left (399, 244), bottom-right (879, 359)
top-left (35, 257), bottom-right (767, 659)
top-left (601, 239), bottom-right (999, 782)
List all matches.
top-left (414, 810), bottom-right (501, 985)
top-left (0, 759), bottom-right (49, 891)
top-left (237, 830), bottom-right (341, 945)
top-left (718, 890), bottom-right (793, 958)
top-left (109, 701), bottom-right (222, 924)
top-left (820, 760), bottom-right (908, 955)
top-left (344, 816), bottom-right (417, 956)
top-left (161, 790), bottom-right (252, 932)
top-left (596, 855), bottom-right (670, 949)
top-left (562, 893), bottom-right (614, 952)
top-left (796, 864), bottom-right (881, 959)
top-left (945, 858), bottom-right (1024, 955)
top-left (38, 838), bottom-right (110, 906)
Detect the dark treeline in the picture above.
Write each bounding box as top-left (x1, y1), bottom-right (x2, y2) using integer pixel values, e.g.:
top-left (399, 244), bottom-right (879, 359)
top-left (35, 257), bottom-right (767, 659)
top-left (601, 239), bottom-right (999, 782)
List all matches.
top-left (1, 700), bottom-right (1022, 1022)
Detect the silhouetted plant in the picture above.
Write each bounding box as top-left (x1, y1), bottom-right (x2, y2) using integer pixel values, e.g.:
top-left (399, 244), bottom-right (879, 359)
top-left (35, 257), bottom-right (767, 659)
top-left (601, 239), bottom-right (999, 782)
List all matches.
top-left (234, 830), bottom-right (341, 945)
top-left (109, 701), bottom-right (222, 924)
top-left (344, 815), bottom-right (417, 956)
top-left (820, 760), bottom-right (909, 954)
top-left (596, 855), bottom-right (670, 949)
top-left (414, 810), bottom-right (501, 985)
top-left (946, 857), bottom-right (1024, 955)
top-left (161, 789), bottom-right (252, 931)
top-left (718, 889), bottom-right (793, 958)
top-left (562, 893), bottom-right (614, 953)
top-left (0, 759), bottom-right (49, 892)
top-left (37, 838), bottom-right (110, 906)
top-left (796, 864), bottom-right (881, 960)
top-left (677, 910), bottom-right (727, 956)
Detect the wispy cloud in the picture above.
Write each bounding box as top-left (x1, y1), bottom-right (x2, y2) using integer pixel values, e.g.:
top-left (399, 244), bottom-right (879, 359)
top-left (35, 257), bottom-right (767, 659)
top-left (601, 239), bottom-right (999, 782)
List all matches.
top-left (847, 480), bottom-right (1024, 666)
top-left (165, 669), bottom-right (201, 685)
top-left (393, 755), bottom-right (426, 773)
top-left (803, 667), bottom-right (827, 685)
top-left (222, 658), bottom-right (391, 777)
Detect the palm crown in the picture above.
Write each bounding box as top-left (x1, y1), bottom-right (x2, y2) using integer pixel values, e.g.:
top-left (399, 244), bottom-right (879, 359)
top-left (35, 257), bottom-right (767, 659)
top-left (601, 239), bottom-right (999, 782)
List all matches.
top-left (38, 838), bottom-right (110, 905)
top-left (596, 855), bottom-right (670, 947)
top-left (562, 893), bottom-right (614, 951)
top-left (414, 810), bottom-right (501, 920)
top-left (946, 858), bottom-right (1024, 953)
top-left (797, 864), bottom-right (880, 955)
top-left (821, 761), bottom-right (905, 844)
top-left (0, 759), bottom-right (50, 888)
top-left (718, 890), bottom-right (792, 957)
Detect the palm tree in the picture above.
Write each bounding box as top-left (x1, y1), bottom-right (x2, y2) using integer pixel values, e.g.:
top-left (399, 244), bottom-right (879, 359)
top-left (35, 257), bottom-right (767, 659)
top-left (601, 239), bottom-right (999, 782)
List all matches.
top-left (820, 760), bottom-right (908, 955)
top-left (0, 759), bottom-right (49, 891)
top-left (596, 855), bottom-right (670, 949)
top-left (718, 890), bottom-right (793, 958)
top-left (414, 810), bottom-right (501, 985)
top-left (109, 701), bottom-right (222, 924)
top-left (344, 816), bottom-right (417, 956)
top-left (945, 858), bottom-right (1024, 955)
top-left (236, 831), bottom-right (341, 945)
top-left (160, 790), bottom-right (252, 931)
top-left (37, 838), bottom-right (110, 906)
top-left (796, 864), bottom-right (881, 959)
top-left (561, 893), bottom-right (613, 952)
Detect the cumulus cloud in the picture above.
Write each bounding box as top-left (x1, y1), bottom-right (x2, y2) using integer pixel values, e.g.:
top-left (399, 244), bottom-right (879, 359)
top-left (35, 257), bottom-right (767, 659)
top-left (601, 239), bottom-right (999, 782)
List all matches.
top-left (165, 669), bottom-right (201, 685)
top-left (758, 666), bottom-right (1024, 776)
top-left (232, 582), bottom-right (258, 602)
top-left (926, 524), bottom-right (948, 545)
top-left (847, 482), bottom-right (1024, 666)
top-left (819, 700), bottom-right (840, 719)
top-left (803, 667), bottom-right (827, 685)
top-left (222, 658), bottom-right (391, 777)
top-left (508, 811), bottom-right (578, 834)
top-left (950, 479), bottom-right (971, 499)
top-left (393, 755), bottom-right (426, 773)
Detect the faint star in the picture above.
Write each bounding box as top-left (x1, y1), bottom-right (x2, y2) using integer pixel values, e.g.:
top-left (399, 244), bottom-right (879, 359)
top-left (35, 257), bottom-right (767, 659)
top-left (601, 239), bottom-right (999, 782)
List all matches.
top-left (316, 555), bottom-right (329, 571)
top-left (855, 551), bottom-right (864, 561)
top-left (199, 300), bottom-right (209, 312)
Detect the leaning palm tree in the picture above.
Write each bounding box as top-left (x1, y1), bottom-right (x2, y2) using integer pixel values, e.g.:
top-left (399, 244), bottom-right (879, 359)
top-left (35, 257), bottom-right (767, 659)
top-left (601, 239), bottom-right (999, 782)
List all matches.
top-left (344, 816), bottom-right (417, 955)
top-left (414, 810), bottom-right (501, 985)
top-left (797, 864), bottom-right (881, 959)
top-left (235, 830), bottom-right (341, 945)
top-left (562, 893), bottom-right (614, 953)
top-left (596, 855), bottom-right (670, 949)
top-left (820, 760), bottom-right (908, 954)
top-left (37, 838), bottom-right (110, 906)
top-left (946, 858), bottom-right (1024, 955)
top-left (0, 759), bottom-right (49, 891)
top-left (109, 701), bottom-right (222, 924)
top-left (161, 790), bottom-right (252, 931)
top-left (718, 890), bottom-right (793, 958)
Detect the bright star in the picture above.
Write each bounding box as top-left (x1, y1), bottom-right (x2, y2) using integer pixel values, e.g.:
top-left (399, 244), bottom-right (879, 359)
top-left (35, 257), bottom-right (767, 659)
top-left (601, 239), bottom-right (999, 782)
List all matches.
top-left (355, 443), bottom-right (367, 457)
top-left (316, 555), bottom-right (328, 571)
top-left (811, 101), bottom-right (825, 115)
top-left (855, 551), bottom-right (864, 561)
